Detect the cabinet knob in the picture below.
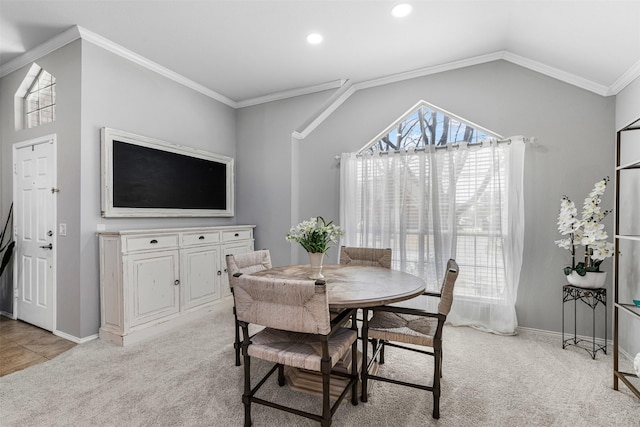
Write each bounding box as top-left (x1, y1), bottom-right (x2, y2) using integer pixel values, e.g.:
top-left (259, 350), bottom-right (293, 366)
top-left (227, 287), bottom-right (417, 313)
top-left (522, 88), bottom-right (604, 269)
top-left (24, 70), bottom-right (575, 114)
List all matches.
top-left (217, 271), bottom-right (222, 276)
top-left (198, 235), bottom-right (205, 240)
top-left (234, 233), bottom-right (239, 237)
top-left (174, 279), bottom-right (180, 286)
top-left (150, 239), bottom-right (158, 244)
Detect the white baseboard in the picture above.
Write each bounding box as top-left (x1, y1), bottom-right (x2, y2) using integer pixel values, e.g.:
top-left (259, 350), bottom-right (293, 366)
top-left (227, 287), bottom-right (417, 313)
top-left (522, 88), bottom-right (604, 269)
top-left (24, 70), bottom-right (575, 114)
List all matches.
top-left (1, 311), bottom-right (16, 319)
top-left (54, 329), bottom-right (99, 344)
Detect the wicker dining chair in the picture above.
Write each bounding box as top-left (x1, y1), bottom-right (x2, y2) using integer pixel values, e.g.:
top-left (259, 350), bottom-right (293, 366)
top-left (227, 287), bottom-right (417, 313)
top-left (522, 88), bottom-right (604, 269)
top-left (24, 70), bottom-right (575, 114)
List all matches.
top-left (360, 259), bottom-right (459, 419)
top-left (339, 246), bottom-right (392, 268)
top-left (234, 273), bottom-right (359, 427)
top-left (338, 246), bottom-right (392, 323)
top-left (225, 250), bottom-right (272, 366)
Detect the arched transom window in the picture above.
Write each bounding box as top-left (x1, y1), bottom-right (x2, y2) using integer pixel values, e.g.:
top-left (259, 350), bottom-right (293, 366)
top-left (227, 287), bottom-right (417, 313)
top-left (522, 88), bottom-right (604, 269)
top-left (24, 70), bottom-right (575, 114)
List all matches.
top-left (361, 100), bottom-right (501, 154)
top-left (18, 64), bottom-right (56, 129)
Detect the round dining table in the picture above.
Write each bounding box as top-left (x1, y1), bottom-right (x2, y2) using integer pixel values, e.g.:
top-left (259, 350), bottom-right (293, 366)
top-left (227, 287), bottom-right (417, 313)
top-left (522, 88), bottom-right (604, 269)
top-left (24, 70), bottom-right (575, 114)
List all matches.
top-left (249, 264), bottom-right (426, 309)
top-left (248, 263), bottom-right (426, 399)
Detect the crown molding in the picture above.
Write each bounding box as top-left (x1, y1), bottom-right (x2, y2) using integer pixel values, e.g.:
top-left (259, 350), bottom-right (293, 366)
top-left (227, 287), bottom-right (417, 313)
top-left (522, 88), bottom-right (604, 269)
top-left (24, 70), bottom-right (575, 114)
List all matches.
top-left (237, 80), bottom-right (345, 108)
top-left (4, 24), bottom-right (637, 112)
top-left (502, 51), bottom-right (611, 96)
top-left (353, 51), bottom-right (506, 92)
top-left (0, 26), bottom-right (81, 78)
top-left (291, 51), bottom-right (623, 140)
top-left (76, 27), bottom-right (236, 107)
top-left (609, 58), bottom-right (640, 95)
top-left (0, 25), bottom-right (237, 108)
top-left (292, 80), bottom-right (355, 140)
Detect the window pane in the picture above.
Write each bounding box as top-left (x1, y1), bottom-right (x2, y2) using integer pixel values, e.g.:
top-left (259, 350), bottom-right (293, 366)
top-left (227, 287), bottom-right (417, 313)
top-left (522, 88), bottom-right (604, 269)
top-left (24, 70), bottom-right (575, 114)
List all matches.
top-left (40, 87), bottom-right (53, 106)
top-left (40, 106), bottom-right (54, 124)
top-left (26, 93), bottom-right (39, 113)
top-left (22, 68), bottom-right (56, 129)
top-left (365, 104), bottom-right (497, 154)
top-left (26, 111), bottom-right (39, 128)
top-left (39, 71), bottom-right (52, 87)
top-left (30, 77), bottom-right (40, 92)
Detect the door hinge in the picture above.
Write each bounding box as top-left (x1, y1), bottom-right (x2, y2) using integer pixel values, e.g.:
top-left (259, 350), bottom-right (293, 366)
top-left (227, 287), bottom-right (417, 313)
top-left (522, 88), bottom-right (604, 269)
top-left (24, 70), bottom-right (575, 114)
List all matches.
top-left (13, 163), bottom-right (17, 174)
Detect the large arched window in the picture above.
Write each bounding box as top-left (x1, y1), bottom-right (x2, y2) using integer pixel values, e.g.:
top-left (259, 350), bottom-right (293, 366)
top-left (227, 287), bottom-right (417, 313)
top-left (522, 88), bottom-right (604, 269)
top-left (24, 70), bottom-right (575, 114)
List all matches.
top-left (341, 101), bottom-right (526, 334)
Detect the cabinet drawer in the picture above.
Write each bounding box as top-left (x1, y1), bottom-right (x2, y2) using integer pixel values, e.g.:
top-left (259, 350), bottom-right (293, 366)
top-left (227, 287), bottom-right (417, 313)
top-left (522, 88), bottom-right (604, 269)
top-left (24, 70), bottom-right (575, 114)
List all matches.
top-left (222, 229), bottom-right (252, 242)
top-left (124, 234), bottom-right (179, 252)
top-left (182, 231), bottom-right (221, 246)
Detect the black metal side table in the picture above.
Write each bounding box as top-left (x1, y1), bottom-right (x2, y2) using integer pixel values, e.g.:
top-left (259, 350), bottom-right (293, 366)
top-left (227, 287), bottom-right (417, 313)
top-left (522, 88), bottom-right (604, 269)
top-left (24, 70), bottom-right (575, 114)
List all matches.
top-left (562, 284), bottom-right (607, 359)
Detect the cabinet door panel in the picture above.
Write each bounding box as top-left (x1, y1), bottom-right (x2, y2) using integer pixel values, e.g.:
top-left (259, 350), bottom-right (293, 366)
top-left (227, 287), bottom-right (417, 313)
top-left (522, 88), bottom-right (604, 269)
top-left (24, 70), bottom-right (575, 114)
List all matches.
top-left (182, 247), bottom-right (220, 311)
top-left (129, 251), bottom-right (180, 327)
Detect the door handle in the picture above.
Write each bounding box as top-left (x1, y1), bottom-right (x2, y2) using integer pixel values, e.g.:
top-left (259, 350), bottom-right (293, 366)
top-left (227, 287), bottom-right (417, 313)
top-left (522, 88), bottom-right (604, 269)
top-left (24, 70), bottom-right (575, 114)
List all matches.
top-left (39, 243), bottom-right (53, 250)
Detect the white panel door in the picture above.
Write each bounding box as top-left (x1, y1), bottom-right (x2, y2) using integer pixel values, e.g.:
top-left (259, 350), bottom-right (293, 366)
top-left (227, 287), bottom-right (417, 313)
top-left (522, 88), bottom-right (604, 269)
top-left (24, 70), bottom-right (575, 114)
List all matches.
top-left (14, 136), bottom-right (56, 331)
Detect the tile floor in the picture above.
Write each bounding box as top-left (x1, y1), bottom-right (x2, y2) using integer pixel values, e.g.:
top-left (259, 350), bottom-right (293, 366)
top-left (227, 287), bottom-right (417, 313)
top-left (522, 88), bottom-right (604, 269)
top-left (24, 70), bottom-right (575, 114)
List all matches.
top-left (0, 316), bottom-right (76, 377)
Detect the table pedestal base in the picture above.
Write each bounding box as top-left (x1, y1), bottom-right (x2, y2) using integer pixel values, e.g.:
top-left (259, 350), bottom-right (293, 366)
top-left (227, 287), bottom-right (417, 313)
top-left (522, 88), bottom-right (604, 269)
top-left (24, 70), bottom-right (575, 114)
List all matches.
top-left (284, 350), bottom-right (377, 401)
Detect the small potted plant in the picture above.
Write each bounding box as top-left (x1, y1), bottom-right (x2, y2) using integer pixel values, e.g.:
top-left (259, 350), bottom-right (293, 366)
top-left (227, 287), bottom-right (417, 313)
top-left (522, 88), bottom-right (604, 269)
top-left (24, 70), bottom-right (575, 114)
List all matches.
top-left (555, 177), bottom-right (614, 288)
top-left (286, 216), bottom-right (343, 279)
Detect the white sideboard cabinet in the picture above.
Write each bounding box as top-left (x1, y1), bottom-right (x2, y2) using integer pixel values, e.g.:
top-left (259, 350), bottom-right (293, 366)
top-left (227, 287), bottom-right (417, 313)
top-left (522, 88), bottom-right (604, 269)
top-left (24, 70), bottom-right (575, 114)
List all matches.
top-left (99, 225), bottom-right (255, 346)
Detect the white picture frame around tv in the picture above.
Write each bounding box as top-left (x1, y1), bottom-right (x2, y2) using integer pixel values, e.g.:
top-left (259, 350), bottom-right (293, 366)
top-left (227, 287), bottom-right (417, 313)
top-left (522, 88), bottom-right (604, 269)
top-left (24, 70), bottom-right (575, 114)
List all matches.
top-left (101, 127), bottom-right (234, 217)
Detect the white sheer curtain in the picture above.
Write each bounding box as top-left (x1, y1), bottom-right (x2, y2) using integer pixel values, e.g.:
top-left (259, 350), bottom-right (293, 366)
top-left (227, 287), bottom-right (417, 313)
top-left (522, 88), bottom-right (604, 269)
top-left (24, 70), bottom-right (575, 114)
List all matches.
top-left (340, 138), bottom-right (526, 334)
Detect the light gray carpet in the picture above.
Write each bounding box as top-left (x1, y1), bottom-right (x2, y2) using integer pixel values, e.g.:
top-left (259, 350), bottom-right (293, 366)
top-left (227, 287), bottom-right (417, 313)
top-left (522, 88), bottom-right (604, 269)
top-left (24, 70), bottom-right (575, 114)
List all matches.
top-left (1, 298), bottom-right (638, 426)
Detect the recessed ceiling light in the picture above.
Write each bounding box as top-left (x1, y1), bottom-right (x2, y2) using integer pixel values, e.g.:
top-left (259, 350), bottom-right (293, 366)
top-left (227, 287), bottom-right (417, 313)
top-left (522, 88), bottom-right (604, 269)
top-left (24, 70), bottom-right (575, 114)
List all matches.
top-left (307, 33), bottom-right (323, 45)
top-left (391, 3), bottom-right (413, 18)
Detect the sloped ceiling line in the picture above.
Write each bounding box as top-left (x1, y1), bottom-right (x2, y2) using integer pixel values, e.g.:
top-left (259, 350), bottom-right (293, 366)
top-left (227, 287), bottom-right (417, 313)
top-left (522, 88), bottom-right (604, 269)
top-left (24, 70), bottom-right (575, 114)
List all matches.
top-left (2, 25), bottom-right (638, 117)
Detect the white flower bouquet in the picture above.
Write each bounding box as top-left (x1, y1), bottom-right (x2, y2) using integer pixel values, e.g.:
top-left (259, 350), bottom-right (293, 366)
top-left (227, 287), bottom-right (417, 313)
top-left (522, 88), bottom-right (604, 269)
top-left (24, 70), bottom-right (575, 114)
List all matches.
top-left (555, 177), bottom-right (614, 276)
top-left (286, 216), bottom-right (344, 254)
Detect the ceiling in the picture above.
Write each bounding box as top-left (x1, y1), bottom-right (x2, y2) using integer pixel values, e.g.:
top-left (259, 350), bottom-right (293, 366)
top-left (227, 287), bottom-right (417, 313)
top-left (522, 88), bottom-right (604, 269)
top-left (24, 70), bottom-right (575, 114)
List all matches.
top-left (1, 0), bottom-right (640, 106)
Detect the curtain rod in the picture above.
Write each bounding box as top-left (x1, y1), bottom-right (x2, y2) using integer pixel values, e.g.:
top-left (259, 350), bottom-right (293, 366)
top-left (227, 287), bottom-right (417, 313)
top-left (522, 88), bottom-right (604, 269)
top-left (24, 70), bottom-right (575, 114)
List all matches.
top-left (334, 136), bottom-right (534, 160)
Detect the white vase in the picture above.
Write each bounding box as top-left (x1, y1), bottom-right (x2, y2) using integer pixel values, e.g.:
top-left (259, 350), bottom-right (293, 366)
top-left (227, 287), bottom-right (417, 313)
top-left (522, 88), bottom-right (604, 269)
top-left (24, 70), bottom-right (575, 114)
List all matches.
top-left (566, 271), bottom-right (606, 289)
top-left (308, 252), bottom-right (325, 279)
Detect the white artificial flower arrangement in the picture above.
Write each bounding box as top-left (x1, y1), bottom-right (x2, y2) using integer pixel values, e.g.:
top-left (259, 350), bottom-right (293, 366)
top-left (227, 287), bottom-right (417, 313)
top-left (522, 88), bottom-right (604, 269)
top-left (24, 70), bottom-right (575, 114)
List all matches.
top-left (286, 216), bottom-right (344, 254)
top-left (555, 177), bottom-right (614, 276)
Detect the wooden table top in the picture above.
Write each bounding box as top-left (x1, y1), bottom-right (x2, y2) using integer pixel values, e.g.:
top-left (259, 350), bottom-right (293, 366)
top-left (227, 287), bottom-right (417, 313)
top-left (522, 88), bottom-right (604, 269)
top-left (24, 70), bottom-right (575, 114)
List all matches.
top-left (249, 264), bottom-right (426, 309)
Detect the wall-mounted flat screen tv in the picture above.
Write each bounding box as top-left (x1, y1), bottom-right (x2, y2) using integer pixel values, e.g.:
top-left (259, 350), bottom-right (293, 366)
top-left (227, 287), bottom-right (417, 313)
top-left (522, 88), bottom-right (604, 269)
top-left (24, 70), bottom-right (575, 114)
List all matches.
top-left (101, 127), bottom-right (234, 217)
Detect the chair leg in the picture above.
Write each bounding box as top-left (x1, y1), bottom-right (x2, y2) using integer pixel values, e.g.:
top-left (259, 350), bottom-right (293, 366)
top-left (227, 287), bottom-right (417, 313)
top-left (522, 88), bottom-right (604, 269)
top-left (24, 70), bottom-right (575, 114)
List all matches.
top-left (234, 307), bottom-right (241, 366)
top-left (278, 364), bottom-right (285, 386)
top-left (379, 341), bottom-right (385, 364)
top-left (351, 311), bottom-right (359, 406)
top-left (242, 341), bottom-right (252, 426)
top-left (361, 309), bottom-right (369, 402)
top-left (321, 359), bottom-right (332, 427)
top-left (432, 346), bottom-right (442, 419)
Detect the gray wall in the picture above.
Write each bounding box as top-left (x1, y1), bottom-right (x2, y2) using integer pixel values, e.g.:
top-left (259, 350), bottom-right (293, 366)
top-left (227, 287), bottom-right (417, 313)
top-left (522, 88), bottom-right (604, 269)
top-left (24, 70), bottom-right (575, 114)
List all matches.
top-left (0, 40), bottom-right (630, 347)
top-left (235, 91), bottom-right (332, 267)
top-left (0, 40), bottom-right (237, 339)
top-left (615, 76), bottom-right (640, 357)
top-left (77, 41), bottom-right (237, 338)
top-left (237, 60), bottom-right (616, 338)
top-left (0, 41), bottom-right (82, 321)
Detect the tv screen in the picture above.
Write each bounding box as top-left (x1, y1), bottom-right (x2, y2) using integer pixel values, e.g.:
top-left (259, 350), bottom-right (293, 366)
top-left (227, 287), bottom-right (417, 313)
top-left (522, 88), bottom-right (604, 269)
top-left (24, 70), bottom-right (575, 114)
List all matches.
top-left (101, 128), bottom-right (234, 217)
